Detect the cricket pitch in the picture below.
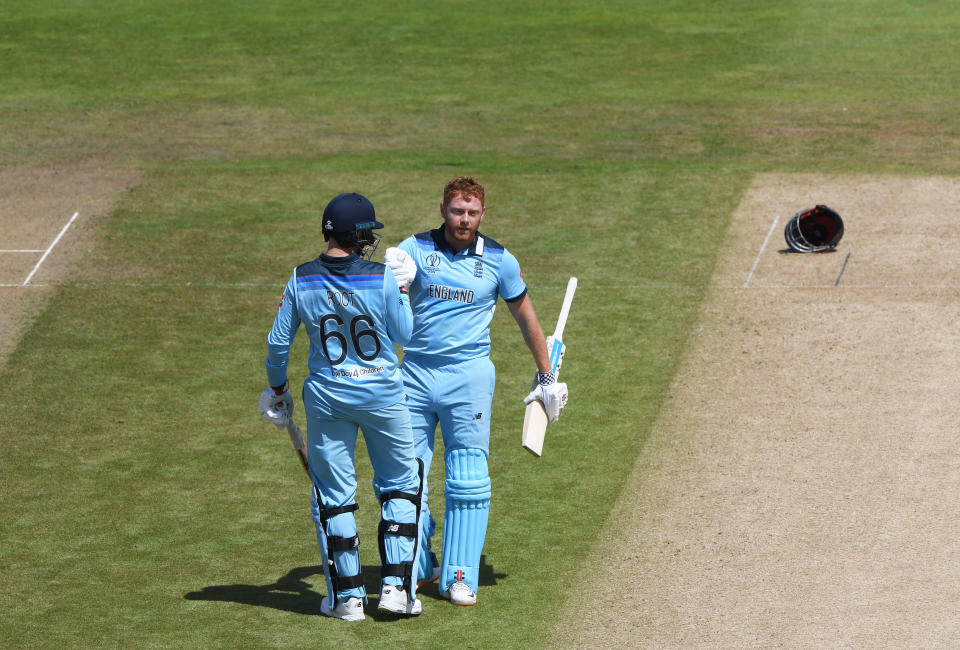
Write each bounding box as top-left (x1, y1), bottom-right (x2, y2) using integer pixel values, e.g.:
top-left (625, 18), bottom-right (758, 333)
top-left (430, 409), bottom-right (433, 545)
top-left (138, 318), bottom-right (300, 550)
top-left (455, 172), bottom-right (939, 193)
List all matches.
top-left (559, 174), bottom-right (960, 647)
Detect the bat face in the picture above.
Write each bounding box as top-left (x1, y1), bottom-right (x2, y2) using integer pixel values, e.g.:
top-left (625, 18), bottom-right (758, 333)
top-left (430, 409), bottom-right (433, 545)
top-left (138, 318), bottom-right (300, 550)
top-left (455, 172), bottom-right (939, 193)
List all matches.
top-left (521, 276), bottom-right (577, 458)
top-left (523, 336), bottom-right (562, 456)
top-left (521, 400), bottom-right (549, 456)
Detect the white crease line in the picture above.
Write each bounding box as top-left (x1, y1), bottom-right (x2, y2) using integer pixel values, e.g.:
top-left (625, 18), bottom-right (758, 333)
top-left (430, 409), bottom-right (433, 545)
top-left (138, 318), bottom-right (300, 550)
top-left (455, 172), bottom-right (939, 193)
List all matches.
top-left (743, 215), bottom-right (780, 288)
top-left (22, 212), bottom-right (79, 286)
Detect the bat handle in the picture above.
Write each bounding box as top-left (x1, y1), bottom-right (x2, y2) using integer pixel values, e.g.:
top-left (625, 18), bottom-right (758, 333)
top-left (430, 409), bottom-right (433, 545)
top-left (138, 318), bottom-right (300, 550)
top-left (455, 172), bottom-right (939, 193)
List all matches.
top-left (552, 277), bottom-right (578, 339)
top-left (286, 421), bottom-right (310, 476)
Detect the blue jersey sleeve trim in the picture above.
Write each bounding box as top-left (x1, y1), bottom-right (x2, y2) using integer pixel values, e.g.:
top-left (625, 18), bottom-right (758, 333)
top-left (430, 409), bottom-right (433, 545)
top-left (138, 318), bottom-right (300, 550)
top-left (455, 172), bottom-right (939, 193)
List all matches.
top-left (504, 287), bottom-right (527, 303)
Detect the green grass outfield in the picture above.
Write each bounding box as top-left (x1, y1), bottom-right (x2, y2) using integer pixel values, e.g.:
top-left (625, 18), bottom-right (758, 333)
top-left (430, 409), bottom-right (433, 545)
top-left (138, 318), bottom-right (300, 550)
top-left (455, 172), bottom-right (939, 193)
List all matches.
top-left (1, 1), bottom-right (957, 647)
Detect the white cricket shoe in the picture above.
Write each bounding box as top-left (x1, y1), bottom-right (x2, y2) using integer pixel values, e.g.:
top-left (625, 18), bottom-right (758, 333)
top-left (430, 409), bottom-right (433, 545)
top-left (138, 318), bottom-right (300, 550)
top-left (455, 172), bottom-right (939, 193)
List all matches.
top-left (440, 581), bottom-right (477, 606)
top-left (320, 596), bottom-right (365, 621)
top-left (378, 584), bottom-right (423, 616)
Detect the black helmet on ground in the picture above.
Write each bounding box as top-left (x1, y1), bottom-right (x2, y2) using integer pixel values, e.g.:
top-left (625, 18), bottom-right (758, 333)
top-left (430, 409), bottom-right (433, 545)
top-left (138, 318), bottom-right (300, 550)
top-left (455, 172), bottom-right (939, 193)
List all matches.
top-left (784, 205), bottom-right (844, 253)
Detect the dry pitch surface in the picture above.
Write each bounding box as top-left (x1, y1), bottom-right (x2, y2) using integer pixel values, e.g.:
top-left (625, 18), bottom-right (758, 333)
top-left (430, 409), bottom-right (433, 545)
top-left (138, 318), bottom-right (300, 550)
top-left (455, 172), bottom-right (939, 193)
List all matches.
top-left (3, 170), bottom-right (959, 646)
top-left (559, 174), bottom-right (960, 647)
top-left (0, 161), bottom-right (138, 364)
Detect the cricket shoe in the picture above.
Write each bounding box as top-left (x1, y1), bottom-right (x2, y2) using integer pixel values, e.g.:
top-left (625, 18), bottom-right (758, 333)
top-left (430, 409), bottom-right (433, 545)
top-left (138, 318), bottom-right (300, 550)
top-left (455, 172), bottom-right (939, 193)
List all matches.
top-left (378, 584), bottom-right (423, 616)
top-left (418, 553), bottom-right (440, 588)
top-left (440, 581), bottom-right (477, 606)
top-left (320, 596), bottom-right (365, 621)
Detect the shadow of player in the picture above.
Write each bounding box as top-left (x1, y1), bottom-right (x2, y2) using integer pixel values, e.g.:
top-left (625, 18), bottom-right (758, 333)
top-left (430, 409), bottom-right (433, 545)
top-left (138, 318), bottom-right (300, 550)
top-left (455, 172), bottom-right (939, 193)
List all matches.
top-left (184, 557), bottom-right (507, 615)
top-left (184, 564), bottom-right (328, 615)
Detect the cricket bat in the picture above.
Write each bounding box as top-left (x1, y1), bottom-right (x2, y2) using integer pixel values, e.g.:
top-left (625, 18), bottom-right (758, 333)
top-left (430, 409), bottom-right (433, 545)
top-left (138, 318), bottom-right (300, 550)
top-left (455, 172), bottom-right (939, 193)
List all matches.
top-left (285, 421), bottom-right (310, 476)
top-left (522, 277), bottom-right (577, 456)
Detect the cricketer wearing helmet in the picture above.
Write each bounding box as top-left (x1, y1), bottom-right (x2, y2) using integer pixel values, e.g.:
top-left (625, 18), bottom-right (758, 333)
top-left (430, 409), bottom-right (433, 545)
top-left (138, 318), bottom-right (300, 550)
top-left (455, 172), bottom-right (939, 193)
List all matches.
top-left (262, 192), bottom-right (426, 620)
top-left (383, 177), bottom-right (568, 606)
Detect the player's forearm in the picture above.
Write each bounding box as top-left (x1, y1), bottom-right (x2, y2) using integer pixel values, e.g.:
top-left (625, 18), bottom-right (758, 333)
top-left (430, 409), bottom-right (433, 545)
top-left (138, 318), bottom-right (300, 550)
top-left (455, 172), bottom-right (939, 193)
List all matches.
top-left (265, 345), bottom-right (290, 388)
top-left (384, 282), bottom-right (414, 345)
top-left (509, 297), bottom-right (551, 373)
top-left (265, 275), bottom-right (300, 386)
top-left (523, 327), bottom-right (551, 373)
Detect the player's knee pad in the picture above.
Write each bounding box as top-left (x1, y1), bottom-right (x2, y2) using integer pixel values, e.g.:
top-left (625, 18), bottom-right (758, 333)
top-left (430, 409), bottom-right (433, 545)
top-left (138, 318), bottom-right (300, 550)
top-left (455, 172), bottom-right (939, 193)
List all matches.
top-left (441, 448), bottom-right (491, 592)
top-left (311, 487), bottom-right (364, 603)
top-left (377, 458), bottom-right (424, 596)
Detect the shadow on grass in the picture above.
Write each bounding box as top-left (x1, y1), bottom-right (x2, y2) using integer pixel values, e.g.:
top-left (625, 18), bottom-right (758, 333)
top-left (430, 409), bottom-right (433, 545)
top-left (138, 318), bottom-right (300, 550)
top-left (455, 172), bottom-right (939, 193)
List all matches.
top-left (184, 557), bottom-right (506, 616)
top-left (184, 564), bottom-right (328, 615)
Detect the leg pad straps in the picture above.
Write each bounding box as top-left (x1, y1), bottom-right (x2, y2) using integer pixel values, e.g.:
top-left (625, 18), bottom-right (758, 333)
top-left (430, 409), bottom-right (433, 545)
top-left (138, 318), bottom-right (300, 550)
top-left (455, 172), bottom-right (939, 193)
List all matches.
top-left (377, 459), bottom-right (424, 594)
top-left (315, 490), bottom-right (364, 602)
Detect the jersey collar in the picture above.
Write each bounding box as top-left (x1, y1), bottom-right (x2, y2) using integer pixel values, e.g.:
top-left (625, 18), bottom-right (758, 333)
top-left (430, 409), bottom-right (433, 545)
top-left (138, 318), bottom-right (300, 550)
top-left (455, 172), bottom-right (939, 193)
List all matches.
top-left (431, 226), bottom-right (485, 256)
top-left (319, 252), bottom-right (359, 263)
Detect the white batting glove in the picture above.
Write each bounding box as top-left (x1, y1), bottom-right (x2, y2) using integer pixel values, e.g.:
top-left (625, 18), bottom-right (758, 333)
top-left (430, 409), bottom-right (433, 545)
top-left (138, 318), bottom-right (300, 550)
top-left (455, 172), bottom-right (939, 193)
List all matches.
top-left (523, 371), bottom-right (569, 424)
top-left (384, 247), bottom-right (417, 290)
top-left (259, 381), bottom-right (294, 430)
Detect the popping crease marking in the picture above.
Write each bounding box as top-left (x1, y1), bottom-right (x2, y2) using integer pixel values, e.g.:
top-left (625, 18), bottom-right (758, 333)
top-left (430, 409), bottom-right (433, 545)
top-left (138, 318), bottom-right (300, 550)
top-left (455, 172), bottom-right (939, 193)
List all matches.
top-left (743, 214), bottom-right (781, 288)
top-left (21, 211), bottom-right (79, 286)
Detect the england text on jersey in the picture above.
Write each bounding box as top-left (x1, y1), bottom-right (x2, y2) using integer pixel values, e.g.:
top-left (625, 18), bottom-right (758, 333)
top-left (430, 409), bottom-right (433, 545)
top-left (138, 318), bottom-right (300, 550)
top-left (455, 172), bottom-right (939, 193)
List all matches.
top-left (428, 284), bottom-right (475, 304)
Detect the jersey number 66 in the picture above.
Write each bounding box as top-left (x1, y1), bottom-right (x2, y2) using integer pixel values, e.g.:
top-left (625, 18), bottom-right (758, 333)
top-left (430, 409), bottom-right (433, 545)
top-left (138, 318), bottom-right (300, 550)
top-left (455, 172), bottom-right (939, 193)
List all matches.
top-left (318, 313), bottom-right (381, 364)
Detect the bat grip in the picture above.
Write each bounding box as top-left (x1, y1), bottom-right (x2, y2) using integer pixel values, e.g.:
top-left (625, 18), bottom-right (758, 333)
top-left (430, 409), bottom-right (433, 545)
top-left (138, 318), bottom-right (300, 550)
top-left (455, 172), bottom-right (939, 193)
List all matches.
top-left (548, 339), bottom-right (565, 376)
top-left (286, 421), bottom-right (304, 449)
top-left (286, 422), bottom-right (310, 476)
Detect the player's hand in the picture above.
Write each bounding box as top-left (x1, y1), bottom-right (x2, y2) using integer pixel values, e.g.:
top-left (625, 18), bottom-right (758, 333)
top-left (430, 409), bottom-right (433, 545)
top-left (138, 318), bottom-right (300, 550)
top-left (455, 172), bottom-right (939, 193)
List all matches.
top-left (523, 371), bottom-right (569, 424)
top-left (384, 247), bottom-right (417, 290)
top-left (259, 381), bottom-right (294, 430)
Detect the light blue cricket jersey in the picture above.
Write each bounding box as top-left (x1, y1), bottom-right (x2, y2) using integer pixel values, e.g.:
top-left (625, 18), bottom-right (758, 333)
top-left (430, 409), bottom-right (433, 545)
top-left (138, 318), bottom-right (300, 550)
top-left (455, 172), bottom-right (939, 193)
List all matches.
top-left (398, 227), bottom-right (526, 363)
top-left (265, 253), bottom-right (413, 409)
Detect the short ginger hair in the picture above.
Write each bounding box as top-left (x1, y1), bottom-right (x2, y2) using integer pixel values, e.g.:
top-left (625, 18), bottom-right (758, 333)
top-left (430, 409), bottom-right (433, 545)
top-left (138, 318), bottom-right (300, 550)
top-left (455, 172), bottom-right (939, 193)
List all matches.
top-left (443, 176), bottom-right (485, 207)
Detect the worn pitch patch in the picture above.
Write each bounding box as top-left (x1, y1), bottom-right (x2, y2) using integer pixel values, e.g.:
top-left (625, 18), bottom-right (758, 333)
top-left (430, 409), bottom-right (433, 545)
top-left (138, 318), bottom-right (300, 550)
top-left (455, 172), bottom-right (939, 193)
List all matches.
top-left (0, 160), bottom-right (139, 366)
top-left (557, 175), bottom-right (960, 648)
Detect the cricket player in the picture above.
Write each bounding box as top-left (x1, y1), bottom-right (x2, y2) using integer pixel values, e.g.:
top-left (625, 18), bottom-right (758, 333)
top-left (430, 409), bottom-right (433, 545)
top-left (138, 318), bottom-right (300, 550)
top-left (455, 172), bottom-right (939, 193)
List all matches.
top-left (260, 192), bottom-right (425, 620)
top-left (383, 177), bottom-right (568, 606)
